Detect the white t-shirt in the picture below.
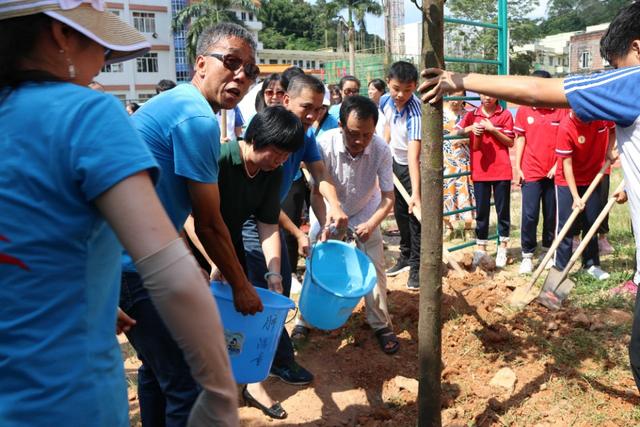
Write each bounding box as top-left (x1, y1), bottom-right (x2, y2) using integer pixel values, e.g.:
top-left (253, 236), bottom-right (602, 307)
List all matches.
top-left (379, 93), bottom-right (422, 165)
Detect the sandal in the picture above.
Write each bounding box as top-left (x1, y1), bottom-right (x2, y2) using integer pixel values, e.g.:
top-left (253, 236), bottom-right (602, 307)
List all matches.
top-left (375, 327), bottom-right (400, 355)
top-left (242, 385), bottom-right (287, 419)
top-left (291, 325), bottom-right (309, 342)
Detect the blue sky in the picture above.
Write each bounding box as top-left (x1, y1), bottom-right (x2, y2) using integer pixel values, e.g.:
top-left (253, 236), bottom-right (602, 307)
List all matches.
top-left (363, 0), bottom-right (549, 38)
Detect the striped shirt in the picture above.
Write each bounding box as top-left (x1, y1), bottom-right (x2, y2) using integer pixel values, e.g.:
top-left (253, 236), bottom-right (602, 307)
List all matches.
top-left (380, 93), bottom-right (422, 165)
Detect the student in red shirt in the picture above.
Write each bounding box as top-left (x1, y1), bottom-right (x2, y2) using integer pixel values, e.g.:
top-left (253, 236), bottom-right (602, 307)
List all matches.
top-left (456, 94), bottom-right (515, 267)
top-left (514, 71), bottom-right (570, 274)
top-left (554, 111), bottom-right (615, 280)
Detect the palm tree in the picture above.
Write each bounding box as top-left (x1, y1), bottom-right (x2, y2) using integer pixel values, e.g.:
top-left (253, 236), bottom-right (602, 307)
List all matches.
top-left (172, 0), bottom-right (260, 64)
top-left (329, 0), bottom-right (382, 75)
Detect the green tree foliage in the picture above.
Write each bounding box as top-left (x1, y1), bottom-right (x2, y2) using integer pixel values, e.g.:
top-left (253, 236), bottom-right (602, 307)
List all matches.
top-left (172, 0), bottom-right (259, 63)
top-left (541, 0), bottom-right (629, 35)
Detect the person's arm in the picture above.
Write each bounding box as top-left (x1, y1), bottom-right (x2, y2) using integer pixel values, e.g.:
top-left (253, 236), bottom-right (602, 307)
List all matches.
top-left (306, 159), bottom-right (348, 231)
top-left (562, 157), bottom-right (584, 210)
top-left (606, 127), bottom-right (618, 162)
top-left (419, 69), bottom-right (569, 108)
top-left (515, 135), bottom-right (526, 184)
top-left (278, 209), bottom-right (310, 257)
top-left (187, 180), bottom-right (263, 314)
top-left (257, 221), bottom-right (283, 294)
top-left (355, 190), bottom-right (394, 242)
top-left (96, 172), bottom-right (238, 426)
top-left (480, 118), bottom-right (514, 147)
top-left (384, 122), bottom-right (391, 143)
top-left (407, 139), bottom-right (421, 214)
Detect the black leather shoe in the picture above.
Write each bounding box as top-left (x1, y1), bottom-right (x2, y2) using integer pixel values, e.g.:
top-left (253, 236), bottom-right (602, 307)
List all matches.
top-left (242, 385), bottom-right (287, 419)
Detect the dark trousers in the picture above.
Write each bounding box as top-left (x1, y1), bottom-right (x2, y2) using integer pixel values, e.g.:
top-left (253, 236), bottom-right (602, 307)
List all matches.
top-left (242, 218), bottom-right (295, 368)
top-left (120, 272), bottom-right (200, 427)
top-left (520, 178), bottom-right (556, 254)
top-left (281, 176), bottom-right (308, 273)
top-left (554, 185), bottom-right (600, 270)
top-left (473, 180), bottom-right (511, 241)
top-left (393, 159), bottom-right (421, 272)
top-left (598, 174), bottom-right (610, 234)
top-left (630, 290), bottom-right (640, 392)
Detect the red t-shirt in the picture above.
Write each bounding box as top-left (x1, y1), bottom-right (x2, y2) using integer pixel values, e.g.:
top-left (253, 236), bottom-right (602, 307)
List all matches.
top-left (514, 107), bottom-right (569, 181)
top-left (457, 106), bottom-right (515, 181)
top-left (555, 113), bottom-right (613, 186)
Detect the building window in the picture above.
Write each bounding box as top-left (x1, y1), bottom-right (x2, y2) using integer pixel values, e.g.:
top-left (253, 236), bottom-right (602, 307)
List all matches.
top-left (259, 58), bottom-right (265, 64)
top-left (137, 53), bottom-right (159, 72)
top-left (311, 60), bottom-right (316, 69)
top-left (306, 60), bottom-right (311, 69)
top-left (249, 13), bottom-right (254, 21)
top-left (241, 11), bottom-right (247, 21)
top-left (132, 12), bottom-right (156, 33)
top-left (579, 51), bottom-right (591, 69)
top-left (138, 93), bottom-right (155, 102)
top-left (269, 59), bottom-right (278, 64)
top-left (114, 94), bottom-right (127, 104)
top-left (101, 62), bottom-right (124, 73)
top-left (108, 9), bottom-right (120, 16)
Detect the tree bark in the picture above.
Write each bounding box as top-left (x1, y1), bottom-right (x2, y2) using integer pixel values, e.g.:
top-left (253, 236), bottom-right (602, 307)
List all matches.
top-left (348, 10), bottom-right (356, 75)
top-left (418, 0), bottom-right (444, 426)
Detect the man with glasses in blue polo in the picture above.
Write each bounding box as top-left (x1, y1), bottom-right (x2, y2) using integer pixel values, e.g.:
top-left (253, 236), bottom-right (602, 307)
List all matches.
top-left (119, 22), bottom-right (263, 426)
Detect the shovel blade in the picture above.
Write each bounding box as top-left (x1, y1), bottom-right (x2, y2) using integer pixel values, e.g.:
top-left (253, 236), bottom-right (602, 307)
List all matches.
top-left (540, 266), bottom-right (564, 295)
top-left (508, 285), bottom-right (538, 309)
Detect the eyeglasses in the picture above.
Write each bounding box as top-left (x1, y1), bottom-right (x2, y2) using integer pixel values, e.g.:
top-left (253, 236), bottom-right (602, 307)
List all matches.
top-left (343, 88), bottom-right (360, 96)
top-left (104, 48), bottom-right (112, 61)
top-left (264, 89), bottom-right (285, 98)
top-left (204, 52), bottom-right (260, 80)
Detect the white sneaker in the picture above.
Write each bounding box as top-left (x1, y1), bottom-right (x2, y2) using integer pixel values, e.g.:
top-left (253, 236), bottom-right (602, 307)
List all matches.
top-left (472, 250), bottom-right (487, 268)
top-left (519, 256), bottom-right (533, 274)
top-left (496, 247), bottom-right (508, 268)
top-left (586, 265), bottom-right (610, 281)
top-left (290, 274), bottom-right (303, 294)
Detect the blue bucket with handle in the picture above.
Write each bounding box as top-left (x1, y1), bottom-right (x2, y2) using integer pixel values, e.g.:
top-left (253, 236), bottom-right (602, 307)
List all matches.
top-left (210, 281), bottom-right (295, 383)
top-left (299, 240), bottom-right (377, 330)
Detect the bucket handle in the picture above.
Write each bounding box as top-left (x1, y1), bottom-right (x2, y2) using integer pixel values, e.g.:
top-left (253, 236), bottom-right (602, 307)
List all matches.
top-left (285, 306), bottom-right (299, 324)
top-left (306, 225), bottom-right (369, 278)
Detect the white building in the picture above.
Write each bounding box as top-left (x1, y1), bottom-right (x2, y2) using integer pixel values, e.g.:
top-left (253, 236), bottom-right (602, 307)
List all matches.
top-left (513, 31), bottom-right (579, 76)
top-left (97, 0), bottom-right (177, 102)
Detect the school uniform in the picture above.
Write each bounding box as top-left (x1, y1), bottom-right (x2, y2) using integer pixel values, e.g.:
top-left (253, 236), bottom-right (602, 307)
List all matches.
top-left (514, 107), bottom-right (569, 255)
top-left (380, 93), bottom-right (422, 277)
top-left (554, 112), bottom-right (612, 270)
top-left (457, 106), bottom-right (515, 244)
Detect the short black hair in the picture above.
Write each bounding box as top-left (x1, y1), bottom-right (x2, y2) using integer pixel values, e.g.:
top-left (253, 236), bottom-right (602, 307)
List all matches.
top-left (196, 22), bottom-right (257, 57)
top-left (600, 1), bottom-right (640, 64)
top-left (287, 74), bottom-right (325, 98)
top-left (368, 78), bottom-right (386, 92)
top-left (255, 73), bottom-right (282, 112)
top-left (339, 95), bottom-right (379, 128)
top-left (245, 106), bottom-right (304, 153)
top-left (126, 102), bottom-right (140, 112)
top-left (281, 66), bottom-right (305, 90)
top-left (531, 70), bottom-right (551, 78)
top-left (339, 75), bottom-right (361, 90)
top-left (387, 61), bottom-right (418, 84)
top-left (156, 79), bottom-right (176, 94)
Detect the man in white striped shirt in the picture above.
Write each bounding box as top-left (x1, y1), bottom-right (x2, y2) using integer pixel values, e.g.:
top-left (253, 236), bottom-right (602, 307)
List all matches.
top-left (419, 0), bottom-right (640, 392)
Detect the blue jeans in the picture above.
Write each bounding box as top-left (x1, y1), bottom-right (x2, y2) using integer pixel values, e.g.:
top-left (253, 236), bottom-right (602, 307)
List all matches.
top-left (242, 218), bottom-right (295, 368)
top-left (120, 272), bottom-right (200, 427)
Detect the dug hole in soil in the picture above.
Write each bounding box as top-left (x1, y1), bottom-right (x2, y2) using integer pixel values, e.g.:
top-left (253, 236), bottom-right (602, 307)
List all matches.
top-left (122, 236), bottom-right (639, 426)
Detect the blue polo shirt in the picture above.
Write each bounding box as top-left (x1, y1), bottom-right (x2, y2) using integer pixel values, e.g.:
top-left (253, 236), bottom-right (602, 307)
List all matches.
top-left (279, 128), bottom-right (322, 201)
top-left (0, 82), bottom-right (158, 426)
top-left (122, 83), bottom-right (221, 272)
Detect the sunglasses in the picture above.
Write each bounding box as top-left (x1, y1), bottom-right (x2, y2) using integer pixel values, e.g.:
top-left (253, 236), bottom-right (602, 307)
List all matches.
top-left (264, 89), bottom-right (285, 98)
top-left (205, 52), bottom-right (260, 80)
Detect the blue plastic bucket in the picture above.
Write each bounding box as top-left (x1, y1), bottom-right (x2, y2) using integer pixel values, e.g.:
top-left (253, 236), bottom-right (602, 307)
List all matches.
top-left (299, 240), bottom-right (377, 330)
top-left (210, 281), bottom-right (295, 384)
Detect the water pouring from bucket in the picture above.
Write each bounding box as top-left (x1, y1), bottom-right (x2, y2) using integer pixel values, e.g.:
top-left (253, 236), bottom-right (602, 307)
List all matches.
top-left (210, 281), bottom-right (295, 383)
top-left (298, 240), bottom-right (378, 330)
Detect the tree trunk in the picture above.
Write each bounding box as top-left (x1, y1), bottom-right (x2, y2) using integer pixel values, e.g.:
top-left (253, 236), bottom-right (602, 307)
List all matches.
top-left (348, 11), bottom-right (356, 75)
top-left (418, 0), bottom-right (444, 426)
